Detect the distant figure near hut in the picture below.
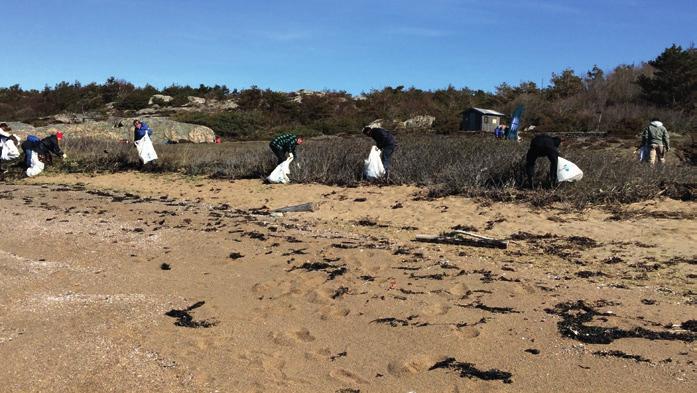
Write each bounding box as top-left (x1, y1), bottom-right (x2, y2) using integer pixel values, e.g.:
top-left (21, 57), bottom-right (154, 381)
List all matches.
top-left (460, 108), bottom-right (505, 133)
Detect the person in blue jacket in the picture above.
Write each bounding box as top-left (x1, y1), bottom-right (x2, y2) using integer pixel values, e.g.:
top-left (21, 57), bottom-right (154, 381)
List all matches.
top-left (133, 119), bottom-right (153, 142)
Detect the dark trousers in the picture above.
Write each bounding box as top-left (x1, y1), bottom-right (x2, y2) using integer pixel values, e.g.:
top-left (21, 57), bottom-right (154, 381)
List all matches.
top-left (381, 145), bottom-right (395, 172)
top-left (24, 148), bottom-right (33, 168)
top-left (525, 152), bottom-right (558, 187)
top-left (270, 145), bottom-right (286, 164)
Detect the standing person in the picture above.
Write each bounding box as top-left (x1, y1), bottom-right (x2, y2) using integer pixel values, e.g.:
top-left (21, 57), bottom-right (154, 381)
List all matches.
top-left (494, 124), bottom-right (503, 139)
top-left (0, 123), bottom-right (21, 173)
top-left (641, 118), bottom-right (670, 165)
top-left (362, 126), bottom-right (397, 173)
top-left (133, 119), bottom-right (158, 166)
top-left (269, 133), bottom-right (303, 164)
top-left (525, 134), bottom-right (561, 188)
top-left (21, 132), bottom-right (66, 177)
top-left (133, 119), bottom-right (153, 142)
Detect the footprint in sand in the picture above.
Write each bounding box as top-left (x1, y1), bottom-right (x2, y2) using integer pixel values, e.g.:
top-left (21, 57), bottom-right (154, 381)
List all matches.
top-left (450, 325), bottom-right (480, 339)
top-left (387, 354), bottom-right (445, 377)
top-left (319, 305), bottom-right (351, 320)
top-left (329, 368), bottom-right (368, 385)
top-left (421, 302), bottom-right (451, 317)
top-left (448, 283), bottom-right (471, 297)
top-left (305, 288), bottom-right (335, 305)
top-left (304, 347), bottom-right (332, 361)
top-left (269, 328), bottom-right (315, 346)
top-left (293, 328), bottom-right (316, 342)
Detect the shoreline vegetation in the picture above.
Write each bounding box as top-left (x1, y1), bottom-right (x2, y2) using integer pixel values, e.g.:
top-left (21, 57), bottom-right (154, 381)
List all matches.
top-left (14, 134), bottom-right (691, 208)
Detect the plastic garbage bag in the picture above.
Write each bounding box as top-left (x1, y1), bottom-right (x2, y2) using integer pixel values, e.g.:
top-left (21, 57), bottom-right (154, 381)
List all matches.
top-left (637, 145), bottom-right (649, 162)
top-left (135, 133), bottom-right (158, 164)
top-left (0, 137), bottom-right (20, 160)
top-left (267, 153), bottom-right (293, 184)
top-left (26, 150), bottom-right (45, 177)
top-left (557, 157), bottom-right (583, 182)
top-left (364, 146), bottom-right (385, 180)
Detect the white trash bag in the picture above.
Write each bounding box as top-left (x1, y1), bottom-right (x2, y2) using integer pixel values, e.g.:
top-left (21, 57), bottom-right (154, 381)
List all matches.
top-left (557, 157), bottom-right (583, 182)
top-left (267, 153), bottom-right (293, 184)
top-left (26, 150), bottom-right (45, 177)
top-left (0, 137), bottom-right (20, 160)
top-left (364, 145), bottom-right (385, 180)
top-left (135, 133), bottom-right (158, 164)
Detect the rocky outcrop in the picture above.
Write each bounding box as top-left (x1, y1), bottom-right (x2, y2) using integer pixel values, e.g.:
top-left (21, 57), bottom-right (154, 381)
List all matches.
top-left (187, 96), bottom-right (206, 106)
top-left (113, 117), bottom-right (216, 143)
top-left (148, 94), bottom-right (174, 106)
top-left (366, 119), bottom-right (384, 128)
top-left (53, 113), bottom-right (87, 124)
top-left (0, 122), bottom-right (36, 132)
top-left (398, 115), bottom-right (436, 130)
top-left (5, 118), bottom-right (215, 144)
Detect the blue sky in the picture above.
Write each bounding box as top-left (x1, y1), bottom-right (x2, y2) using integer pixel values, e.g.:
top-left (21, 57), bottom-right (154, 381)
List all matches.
top-left (0, 0), bottom-right (694, 94)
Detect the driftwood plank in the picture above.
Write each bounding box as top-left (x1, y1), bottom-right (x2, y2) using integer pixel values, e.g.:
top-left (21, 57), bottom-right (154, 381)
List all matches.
top-left (415, 233), bottom-right (507, 249)
top-left (272, 202), bottom-right (316, 213)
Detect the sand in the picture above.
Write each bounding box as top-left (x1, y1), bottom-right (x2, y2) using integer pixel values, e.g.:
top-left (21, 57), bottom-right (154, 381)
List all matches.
top-left (0, 172), bottom-right (695, 392)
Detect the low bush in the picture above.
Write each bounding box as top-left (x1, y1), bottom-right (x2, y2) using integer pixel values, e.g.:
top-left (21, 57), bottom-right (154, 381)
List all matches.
top-left (55, 134), bottom-right (697, 208)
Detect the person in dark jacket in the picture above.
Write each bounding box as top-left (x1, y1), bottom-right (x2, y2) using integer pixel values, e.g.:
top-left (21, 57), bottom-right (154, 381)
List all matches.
top-left (22, 132), bottom-right (66, 166)
top-left (133, 119), bottom-right (153, 142)
top-left (269, 133), bottom-right (303, 164)
top-left (525, 134), bottom-right (561, 188)
top-left (362, 126), bottom-right (397, 172)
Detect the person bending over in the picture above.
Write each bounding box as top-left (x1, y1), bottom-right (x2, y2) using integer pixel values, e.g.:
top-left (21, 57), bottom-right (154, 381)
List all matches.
top-left (270, 133), bottom-right (303, 164)
top-left (525, 134), bottom-right (561, 188)
top-left (362, 126), bottom-right (397, 173)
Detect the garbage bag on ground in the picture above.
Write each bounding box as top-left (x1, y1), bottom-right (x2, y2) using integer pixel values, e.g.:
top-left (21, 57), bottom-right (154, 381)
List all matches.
top-left (557, 157), bottom-right (583, 182)
top-left (135, 133), bottom-right (158, 164)
top-left (26, 150), bottom-right (45, 177)
top-left (267, 153), bottom-right (293, 184)
top-left (364, 145), bottom-right (385, 180)
top-left (0, 137), bottom-right (20, 160)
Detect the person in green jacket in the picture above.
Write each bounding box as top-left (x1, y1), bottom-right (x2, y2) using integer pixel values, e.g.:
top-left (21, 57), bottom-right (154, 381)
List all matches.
top-left (269, 133), bottom-right (303, 164)
top-left (641, 118), bottom-right (670, 165)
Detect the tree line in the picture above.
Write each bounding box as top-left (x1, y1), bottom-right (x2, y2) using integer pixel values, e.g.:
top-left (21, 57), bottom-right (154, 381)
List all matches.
top-left (0, 44), bottom-right (694, 139)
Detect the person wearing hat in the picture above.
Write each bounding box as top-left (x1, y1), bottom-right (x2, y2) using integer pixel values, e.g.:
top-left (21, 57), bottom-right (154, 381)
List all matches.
top-left (0, 123), bottom-right (21, 173)
top-left (269, 133), bottom-right (303, 164)
top-left (20, 131), bottom-right (66, 177)
top-left (362, 126), bottom-right (397, 173)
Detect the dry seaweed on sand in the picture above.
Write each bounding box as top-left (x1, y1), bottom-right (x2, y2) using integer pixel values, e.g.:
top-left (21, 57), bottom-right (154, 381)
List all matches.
top-left (429, 357), bottom-right (512, 384)
top-left (165, 301), bottom-right (218, 328)
top-left (287, 261), bottom-right (347, 280)
top-left (545, 301), bottom-right (697, 344)
top-left (593, 350), bottom-right (651, 363)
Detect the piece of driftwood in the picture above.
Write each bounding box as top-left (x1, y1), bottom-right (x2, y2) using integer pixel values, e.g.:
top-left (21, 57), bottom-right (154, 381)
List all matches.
top-left (415, 231), bottom-right (507, 249)
top-left (272, 202), bottom-right (316, 213)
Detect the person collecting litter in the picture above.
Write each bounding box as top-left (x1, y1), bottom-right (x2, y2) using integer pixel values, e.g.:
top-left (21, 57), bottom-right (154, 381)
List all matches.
top-left (269, 133), bottom-right (303, 164)
top-left (21, 132), bottom-right (66, 177)
top-left (0, 123), bottom-right (21, 173)
top-left (133, 119), bottom-right (158, 166)
top-left (525, 134), bottom-right (561, 188)
top-left (641, 118), bottom-right (670, 165)
top-left (134, 119), bottom-right (153, 143)
top-left (362, 126), bottom-right (397, 173)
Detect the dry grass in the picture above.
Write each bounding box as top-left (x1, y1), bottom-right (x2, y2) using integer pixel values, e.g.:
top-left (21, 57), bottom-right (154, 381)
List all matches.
top-left (29, 135), bottom-right (697, 207)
